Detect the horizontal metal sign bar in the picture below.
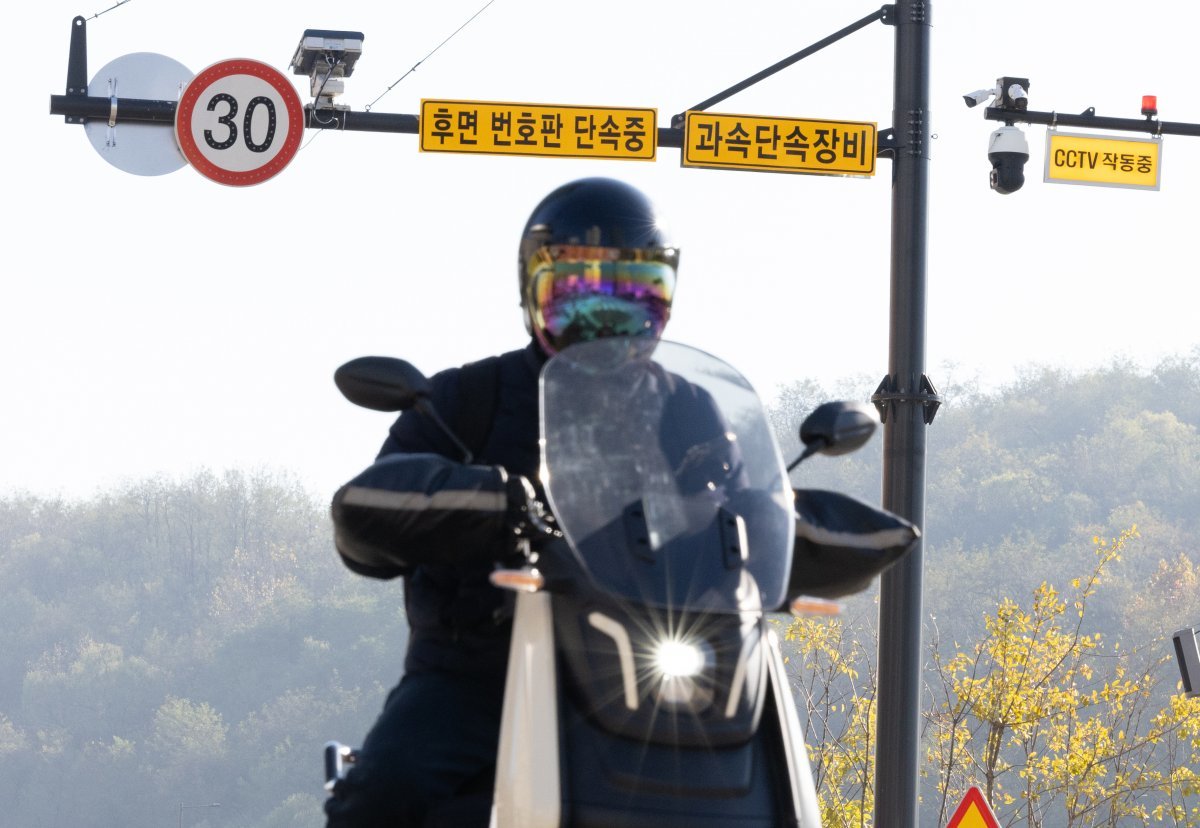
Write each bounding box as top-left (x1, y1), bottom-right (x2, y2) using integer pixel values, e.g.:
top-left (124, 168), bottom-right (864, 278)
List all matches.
top-left (49, 94), bottom-right (689, 147)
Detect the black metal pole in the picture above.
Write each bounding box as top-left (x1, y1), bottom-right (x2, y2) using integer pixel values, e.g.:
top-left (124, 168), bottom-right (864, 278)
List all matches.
top-left (873, 0), bottom-right (932, 825)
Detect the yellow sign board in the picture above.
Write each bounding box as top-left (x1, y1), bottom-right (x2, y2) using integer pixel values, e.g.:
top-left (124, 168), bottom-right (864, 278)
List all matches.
top-left (682, 111), bottom-right (876, 176)
top-left (1043, 130), bottom-right (1161, 190)
top-left (420, 99), bottom-right (656, 160)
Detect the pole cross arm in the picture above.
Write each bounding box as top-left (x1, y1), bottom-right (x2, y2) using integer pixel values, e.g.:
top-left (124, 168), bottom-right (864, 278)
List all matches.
top-left (48, 94), bottom-right (687, 147)
top-left (984, 105), bottom-right (1200, 138)
top-left (50, 94), bottom-right (177, 124)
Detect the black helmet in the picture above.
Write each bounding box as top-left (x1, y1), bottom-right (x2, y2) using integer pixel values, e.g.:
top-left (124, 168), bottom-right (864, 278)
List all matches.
top-left (518, 178), bottom-right (680, 355)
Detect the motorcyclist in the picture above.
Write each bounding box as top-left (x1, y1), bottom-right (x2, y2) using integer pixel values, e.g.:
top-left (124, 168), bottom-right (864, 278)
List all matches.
top-left (323, 177), bottom-right (680, 827)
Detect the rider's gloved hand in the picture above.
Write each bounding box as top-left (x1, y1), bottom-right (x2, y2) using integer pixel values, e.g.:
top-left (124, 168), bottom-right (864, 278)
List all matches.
top-left (503, 474), bottom-right (558, 561)
top-left (505, 474), bottom-right (544, 536)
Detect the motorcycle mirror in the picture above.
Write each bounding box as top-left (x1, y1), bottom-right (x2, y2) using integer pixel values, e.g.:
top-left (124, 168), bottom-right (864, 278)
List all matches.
top-left (787, 401), bottom-right (878, 471)
top-left (801, 401), bottom-right (877, 456)
top-left (334, 356), bottom-right (432, 412)
top-left (334, 356), bottom-right (476, 464)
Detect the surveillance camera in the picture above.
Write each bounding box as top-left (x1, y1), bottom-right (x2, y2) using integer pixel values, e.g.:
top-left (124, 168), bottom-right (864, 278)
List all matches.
top-left (963, 88), bottom-right (996, 108)
top-left (987, 125), bottom-right (1029, 195)
top-left (997, 76), bottom-right (1031, 111)
top-left (1006, 84), bottom-right (1029, 111)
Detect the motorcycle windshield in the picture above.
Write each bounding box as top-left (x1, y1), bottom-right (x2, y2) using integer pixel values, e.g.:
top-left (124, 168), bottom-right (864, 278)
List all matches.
top-left (540, 338), bottom-right (794, 613)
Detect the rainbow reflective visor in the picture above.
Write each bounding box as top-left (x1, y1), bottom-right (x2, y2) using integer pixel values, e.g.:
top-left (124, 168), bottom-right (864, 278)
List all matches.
top-left (526, 246), bottom-right (676, 354)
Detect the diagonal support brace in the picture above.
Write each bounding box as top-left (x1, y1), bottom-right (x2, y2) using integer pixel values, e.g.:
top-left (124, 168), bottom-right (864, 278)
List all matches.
top-left (670, 6), bottom-right (894, 128)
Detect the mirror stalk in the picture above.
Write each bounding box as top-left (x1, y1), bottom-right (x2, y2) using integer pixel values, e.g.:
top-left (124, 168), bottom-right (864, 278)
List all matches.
top-left (413, 399), bottom-right (475, 465)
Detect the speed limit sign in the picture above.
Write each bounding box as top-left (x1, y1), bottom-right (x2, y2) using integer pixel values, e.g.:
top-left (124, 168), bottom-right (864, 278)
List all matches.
top-left (175, 58), bottom-right (304, 186)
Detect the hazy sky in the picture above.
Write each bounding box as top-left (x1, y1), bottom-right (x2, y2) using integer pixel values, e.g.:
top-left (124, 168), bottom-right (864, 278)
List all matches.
top-left (6, 0), bottom-right (1198, 498)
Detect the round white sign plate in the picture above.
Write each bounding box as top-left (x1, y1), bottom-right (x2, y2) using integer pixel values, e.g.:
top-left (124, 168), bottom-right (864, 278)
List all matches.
top-left (175, 58), bottom-right (304, 186)
top-left (85, 52), bottom-right (193, 176)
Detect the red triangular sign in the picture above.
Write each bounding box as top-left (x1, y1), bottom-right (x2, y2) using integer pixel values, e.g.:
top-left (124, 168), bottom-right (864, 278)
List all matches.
top-left (946, 786), bottom-right (1000, 828)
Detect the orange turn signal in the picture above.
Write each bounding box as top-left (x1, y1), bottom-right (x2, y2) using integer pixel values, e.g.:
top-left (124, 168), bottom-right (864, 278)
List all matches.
top-left (490, 568), bottom-right (545, 593)
top-left (789, 595), bottom-right (843, 616)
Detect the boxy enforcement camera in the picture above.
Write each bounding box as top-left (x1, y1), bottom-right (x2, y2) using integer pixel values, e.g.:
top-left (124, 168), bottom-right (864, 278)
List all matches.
top-left (987, 125), bottom-right (1029, 195)
top-left (290, 29), bottom-right (364, 109)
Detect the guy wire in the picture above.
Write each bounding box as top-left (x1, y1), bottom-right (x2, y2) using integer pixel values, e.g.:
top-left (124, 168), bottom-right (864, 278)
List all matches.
top-left (364, 0), bottom-right (497, 112)
top-left (88, 0), bottom-right (134, 21)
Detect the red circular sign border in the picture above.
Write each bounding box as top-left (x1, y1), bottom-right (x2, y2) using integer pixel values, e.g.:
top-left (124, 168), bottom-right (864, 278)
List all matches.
top-left (175, 58), bottom-right (304, 187)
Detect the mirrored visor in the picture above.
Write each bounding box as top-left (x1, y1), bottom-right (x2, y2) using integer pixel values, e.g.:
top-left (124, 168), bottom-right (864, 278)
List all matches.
top-left (527, 246), bottom-right (676, 353)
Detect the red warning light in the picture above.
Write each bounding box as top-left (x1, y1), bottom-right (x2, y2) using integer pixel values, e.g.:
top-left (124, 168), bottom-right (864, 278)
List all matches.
top-left (1142, 95), bottom-right (1158, 117)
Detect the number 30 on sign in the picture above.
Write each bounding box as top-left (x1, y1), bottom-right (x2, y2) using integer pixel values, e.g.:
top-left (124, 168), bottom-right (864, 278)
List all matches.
top-left (175, 58), bottom-right (304, 186)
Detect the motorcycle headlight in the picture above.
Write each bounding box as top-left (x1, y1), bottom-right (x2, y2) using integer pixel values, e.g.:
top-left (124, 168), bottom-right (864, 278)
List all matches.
top-left (654, 639), bottom-right (706, 678)
top-left (652, 638), bottom-right (714, 710)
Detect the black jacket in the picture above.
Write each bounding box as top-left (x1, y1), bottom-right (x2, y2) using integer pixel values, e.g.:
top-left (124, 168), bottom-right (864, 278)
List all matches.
top-left (332, 343), bottom-right (544, 676)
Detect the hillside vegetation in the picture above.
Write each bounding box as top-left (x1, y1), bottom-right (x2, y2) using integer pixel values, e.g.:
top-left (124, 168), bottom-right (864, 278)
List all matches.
top-left (3, 354), bottom-right (1199, 826)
